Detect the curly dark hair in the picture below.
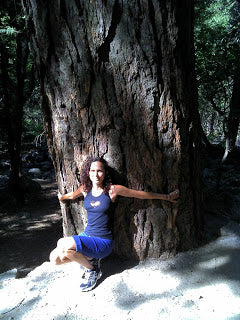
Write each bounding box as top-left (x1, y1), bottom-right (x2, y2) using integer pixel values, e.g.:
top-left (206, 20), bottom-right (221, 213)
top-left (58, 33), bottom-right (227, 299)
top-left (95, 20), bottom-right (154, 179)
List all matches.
top-left (80, 157), bottom-right (112, 194)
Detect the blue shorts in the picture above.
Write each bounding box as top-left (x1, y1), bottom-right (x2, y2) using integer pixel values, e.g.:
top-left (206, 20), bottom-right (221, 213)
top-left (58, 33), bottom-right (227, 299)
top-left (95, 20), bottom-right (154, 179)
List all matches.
top-left (72, 232), bottom-right (114, 259)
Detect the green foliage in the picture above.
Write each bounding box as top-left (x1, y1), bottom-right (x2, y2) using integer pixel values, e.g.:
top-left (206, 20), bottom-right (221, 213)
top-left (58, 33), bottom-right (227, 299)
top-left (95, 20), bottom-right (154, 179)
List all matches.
top-left (195, 0), bottom-right (240, 143)
top-left (23, 87), bottom-right (43, 140)
top-left (0, 0), bottom-right (42, 148)
top-left (0, 26), bottom-right (17, 35)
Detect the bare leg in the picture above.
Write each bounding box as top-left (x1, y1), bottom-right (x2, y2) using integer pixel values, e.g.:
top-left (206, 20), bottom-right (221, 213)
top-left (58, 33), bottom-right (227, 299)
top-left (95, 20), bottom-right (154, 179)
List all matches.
top-left (49, 237), bottom-right (93, 269)
top-left (49, 247), bottom-right (71, 265)
top-left (64, 249), bottom-right (93, 269)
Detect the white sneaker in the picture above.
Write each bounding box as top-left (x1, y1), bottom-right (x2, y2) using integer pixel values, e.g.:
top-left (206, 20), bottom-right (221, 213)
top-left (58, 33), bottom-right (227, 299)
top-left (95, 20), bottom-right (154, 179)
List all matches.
top-left (80, 266), bottom-right (102, 292)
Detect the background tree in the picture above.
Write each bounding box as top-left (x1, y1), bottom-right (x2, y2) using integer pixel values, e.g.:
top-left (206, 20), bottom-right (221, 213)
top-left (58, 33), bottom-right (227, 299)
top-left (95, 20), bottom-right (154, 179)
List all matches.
top-left (0, 0), bottom-right (42, 205)
top-left (22, 0), bottom-right (202, 260)
top-left (195, 0), bottom-right (240, 154)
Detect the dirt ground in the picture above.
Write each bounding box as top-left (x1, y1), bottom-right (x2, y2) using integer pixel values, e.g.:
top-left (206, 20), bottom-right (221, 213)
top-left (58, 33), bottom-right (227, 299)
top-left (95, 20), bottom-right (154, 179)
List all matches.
top-left (0, 180), bottom-right (63, 277)
top-left (1, 168), bottom-right (240, 319)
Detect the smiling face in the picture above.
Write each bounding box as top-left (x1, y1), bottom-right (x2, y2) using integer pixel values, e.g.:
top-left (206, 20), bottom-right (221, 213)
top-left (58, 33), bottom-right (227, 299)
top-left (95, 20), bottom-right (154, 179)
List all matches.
top-left (89, 161), bottom-right (105, 188)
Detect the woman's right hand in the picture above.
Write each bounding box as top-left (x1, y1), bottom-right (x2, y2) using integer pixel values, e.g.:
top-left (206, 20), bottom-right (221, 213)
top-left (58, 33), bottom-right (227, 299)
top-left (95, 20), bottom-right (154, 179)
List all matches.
top-left (58, 191), bottom-right (62, 202)
top-left (58, 191), bottom-right (65, 203)
top-left (57, 186), bottom-right (84, 203)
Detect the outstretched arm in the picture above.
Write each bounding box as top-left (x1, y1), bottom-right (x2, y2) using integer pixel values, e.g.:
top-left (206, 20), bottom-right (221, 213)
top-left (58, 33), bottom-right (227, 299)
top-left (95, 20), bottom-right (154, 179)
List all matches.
top-left (110, 185), bottom-right (179, 203)
top-left (58, 186), bottom-right (84, 202)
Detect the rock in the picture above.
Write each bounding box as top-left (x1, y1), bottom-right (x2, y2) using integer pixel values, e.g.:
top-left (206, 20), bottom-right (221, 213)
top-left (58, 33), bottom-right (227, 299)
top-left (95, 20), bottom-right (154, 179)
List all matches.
top-left (28, 168), bottom-right (42, 178)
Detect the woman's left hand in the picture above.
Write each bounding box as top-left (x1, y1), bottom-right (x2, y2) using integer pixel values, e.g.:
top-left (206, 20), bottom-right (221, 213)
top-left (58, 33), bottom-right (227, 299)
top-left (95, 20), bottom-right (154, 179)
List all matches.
top-left (166, 189), bottom-right (179, 203)
top-left (109, 185), bottom-right (118, 202)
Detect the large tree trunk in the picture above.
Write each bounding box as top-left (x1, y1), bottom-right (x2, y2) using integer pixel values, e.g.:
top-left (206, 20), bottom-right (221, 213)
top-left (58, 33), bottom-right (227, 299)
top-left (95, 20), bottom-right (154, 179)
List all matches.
top-left (23, 0), bottom-right (203, 260)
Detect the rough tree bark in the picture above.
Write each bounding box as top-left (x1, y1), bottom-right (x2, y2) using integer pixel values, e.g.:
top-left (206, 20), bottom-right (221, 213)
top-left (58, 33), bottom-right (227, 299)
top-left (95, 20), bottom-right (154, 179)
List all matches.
top-left (22, 0), bottom-right (203, 260)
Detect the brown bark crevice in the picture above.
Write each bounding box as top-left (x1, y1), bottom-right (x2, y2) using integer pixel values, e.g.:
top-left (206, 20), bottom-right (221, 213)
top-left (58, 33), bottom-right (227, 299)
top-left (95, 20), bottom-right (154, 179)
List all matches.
top-left (97, 0), bottom-right (122, 63)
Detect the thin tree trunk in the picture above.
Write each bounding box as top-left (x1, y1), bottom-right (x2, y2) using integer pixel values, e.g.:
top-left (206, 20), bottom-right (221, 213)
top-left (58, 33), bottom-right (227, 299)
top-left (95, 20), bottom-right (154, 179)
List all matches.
top-left (226, 72), bottom-right (240, 149)
top-left (0, 30), bottom-right (29, 205)
top-left (23, 0), bottom-right (203, 260)
top-left (221, 71), bottom-right (240, 162)
top-left (11, 32), bottom-right (29, 203)
top-left (0, 42), bottom-right (15, 171)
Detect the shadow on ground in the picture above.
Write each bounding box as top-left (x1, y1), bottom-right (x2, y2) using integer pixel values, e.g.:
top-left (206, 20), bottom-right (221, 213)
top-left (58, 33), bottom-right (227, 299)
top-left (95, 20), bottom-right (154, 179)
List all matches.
top-left (0, 180), bottom-right (62, 277)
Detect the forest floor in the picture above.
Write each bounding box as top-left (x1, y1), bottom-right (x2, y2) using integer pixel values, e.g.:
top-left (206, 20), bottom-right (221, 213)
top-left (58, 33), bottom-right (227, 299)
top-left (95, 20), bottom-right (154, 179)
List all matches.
top-left (1, 160), bottom-right (240, 320)
top-left (0, 180), bottom-right (62, 277)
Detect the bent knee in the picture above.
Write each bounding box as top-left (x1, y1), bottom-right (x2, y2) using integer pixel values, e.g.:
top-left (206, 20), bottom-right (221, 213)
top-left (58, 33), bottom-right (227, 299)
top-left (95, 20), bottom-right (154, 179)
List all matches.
top-left (56, 237), bottom-right (65, 248)
top-left (49, 248), bottom-right (59, 265)
top-left (57, 236), bottom-right (76, 250)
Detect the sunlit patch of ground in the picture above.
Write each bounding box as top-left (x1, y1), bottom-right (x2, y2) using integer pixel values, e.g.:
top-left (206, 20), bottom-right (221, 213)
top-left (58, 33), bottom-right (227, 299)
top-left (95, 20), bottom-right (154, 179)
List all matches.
top-left (1, 225), bottom-right (240, 320)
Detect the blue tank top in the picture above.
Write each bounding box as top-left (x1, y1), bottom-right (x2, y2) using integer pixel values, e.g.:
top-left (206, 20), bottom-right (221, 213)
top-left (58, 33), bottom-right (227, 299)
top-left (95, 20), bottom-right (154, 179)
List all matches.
top-left (84, 190), bottom-right (113, 239)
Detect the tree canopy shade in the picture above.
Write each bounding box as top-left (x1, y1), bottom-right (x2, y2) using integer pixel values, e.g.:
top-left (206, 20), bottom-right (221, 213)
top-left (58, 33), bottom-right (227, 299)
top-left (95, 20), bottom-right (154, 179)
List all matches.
top-left (22, 0), bottom-right (203, 260)
top-left (0, 0), bottom-right (43, 206)
top-left (0, 0), bottom-right (30, 203)
top-left (195, 0), bottom-right (240, 148)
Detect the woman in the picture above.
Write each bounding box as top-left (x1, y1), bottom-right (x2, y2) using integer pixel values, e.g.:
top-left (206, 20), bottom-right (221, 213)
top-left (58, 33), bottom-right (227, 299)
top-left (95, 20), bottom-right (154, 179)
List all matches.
top-left (49, 157), bottom-right (179, 292)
